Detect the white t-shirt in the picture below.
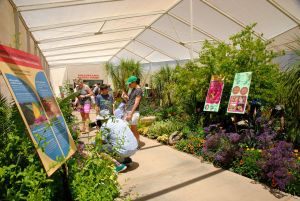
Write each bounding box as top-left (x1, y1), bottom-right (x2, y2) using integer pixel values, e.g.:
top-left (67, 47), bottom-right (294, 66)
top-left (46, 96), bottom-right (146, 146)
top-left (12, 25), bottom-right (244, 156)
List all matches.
top-left (100, 118), bottom-right (138, 156)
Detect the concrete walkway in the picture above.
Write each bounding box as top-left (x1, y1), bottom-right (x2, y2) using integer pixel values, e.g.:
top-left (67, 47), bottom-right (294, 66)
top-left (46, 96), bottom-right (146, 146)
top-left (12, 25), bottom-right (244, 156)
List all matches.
top-left (118, 136), bottom-right (300, 201)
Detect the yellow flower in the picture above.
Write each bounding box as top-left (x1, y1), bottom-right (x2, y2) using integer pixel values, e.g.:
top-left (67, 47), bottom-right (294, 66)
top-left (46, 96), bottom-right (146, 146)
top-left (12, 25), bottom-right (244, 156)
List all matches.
top-left (258, 149), bottom-right (262, 153)
top-left (294, 149), bottom-right (298, 153)
top-left (246, 148), bottom-right (250, 151)
top-left (298, 157), bottom-right (300, 161)
top-left (251, 148), bottom-right (255, 151)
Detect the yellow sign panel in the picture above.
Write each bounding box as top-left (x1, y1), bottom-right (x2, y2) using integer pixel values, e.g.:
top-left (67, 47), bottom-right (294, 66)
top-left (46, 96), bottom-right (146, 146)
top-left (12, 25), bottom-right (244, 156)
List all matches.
top-left (0, 45), bottom-right (76, 176)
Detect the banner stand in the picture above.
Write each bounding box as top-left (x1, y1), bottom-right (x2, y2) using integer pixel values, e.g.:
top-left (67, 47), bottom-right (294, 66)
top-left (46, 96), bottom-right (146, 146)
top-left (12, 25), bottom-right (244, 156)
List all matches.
top-left (0, 44), bottom-right (76, 176)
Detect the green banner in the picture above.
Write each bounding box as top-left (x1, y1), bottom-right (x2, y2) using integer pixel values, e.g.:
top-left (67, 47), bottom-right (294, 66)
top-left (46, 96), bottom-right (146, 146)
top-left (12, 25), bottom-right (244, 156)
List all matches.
top-left (227, 72), bottom-right (252, 114)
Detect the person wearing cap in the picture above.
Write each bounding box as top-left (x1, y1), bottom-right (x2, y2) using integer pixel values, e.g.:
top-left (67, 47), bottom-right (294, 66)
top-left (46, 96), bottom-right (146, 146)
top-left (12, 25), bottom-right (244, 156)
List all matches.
top-left (75, 78), bottom-right (94, 133)
top-left (96, 110), bottom-right (138, 164)
top-left (124, 76), bottom-right (143, 144)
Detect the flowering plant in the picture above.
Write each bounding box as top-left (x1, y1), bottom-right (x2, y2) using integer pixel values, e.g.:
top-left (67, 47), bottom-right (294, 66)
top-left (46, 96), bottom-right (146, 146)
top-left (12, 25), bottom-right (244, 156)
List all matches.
top-left (232, 148), bottom-right (261, 180)
top-left (258, 141), bottom-right (298, 190)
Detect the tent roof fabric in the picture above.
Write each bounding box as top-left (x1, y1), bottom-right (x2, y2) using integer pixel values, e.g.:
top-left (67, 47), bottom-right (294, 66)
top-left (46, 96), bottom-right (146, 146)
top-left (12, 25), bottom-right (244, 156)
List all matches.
top-left (11, 0), bottom-right (300, 67)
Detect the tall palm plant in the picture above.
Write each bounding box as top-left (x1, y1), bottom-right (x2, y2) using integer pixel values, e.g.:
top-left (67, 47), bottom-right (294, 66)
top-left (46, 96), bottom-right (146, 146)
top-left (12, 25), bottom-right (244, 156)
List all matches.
top-left (0, 93), bottom-right (11, 143)
top-left (151, 65), bottom-right (175, 107)
top-left (282, 38), bottom-right (300, 144)
top-left (105, 59), bottom-right (142, 91)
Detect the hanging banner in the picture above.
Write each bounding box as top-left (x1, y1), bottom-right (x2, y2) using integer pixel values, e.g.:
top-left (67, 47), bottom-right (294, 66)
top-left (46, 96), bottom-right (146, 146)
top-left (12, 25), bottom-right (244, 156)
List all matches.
top-left (0, 45), bottom-right (76, 176)
top-left (227, 72), bottom-right (252, 114)
top-left (203, 75), bottom-right (224, 112)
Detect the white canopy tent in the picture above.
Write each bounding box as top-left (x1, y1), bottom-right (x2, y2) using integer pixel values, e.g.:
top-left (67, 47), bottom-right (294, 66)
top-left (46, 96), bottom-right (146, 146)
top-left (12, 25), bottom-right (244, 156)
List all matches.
top-left (10, 0), bottom-right (300, 67)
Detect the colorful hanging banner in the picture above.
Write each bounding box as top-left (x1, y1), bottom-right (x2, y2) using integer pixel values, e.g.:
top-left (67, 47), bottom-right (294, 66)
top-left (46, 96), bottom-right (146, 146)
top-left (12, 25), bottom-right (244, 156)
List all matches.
top-left (0, 45), bottom-right (76, 176)
top-left (227, 72), bottom-right (252, 114)
top-left (204, 75), bottom-right (224, 112)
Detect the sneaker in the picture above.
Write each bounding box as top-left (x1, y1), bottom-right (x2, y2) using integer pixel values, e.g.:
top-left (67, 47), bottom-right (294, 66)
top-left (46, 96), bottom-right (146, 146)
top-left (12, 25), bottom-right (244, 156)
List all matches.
top-left (123, 157), bottom-right (133, 165)
top-left (115, 164), bottom-right (127, 173)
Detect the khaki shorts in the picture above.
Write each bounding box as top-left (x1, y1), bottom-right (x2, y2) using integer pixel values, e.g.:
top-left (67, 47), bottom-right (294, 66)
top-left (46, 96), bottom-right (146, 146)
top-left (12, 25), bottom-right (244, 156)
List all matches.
top-left (125, 111), bottom-right (140, 125)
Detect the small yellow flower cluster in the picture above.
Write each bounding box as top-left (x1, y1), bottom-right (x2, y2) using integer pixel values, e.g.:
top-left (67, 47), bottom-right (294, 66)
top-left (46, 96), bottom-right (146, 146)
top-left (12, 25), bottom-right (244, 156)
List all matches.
top-left (293, 150), bottom-right (300, 161)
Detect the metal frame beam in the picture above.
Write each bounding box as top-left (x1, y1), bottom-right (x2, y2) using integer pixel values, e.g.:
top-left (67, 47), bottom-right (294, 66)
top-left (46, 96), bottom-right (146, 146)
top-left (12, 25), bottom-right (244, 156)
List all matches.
top-left (124, 48), bottom-right (151, 63)
top-left (37, 25), bottom-right (146, 44)
top-left (48, 54), bottom-right (114, 62)
top-left (267, 0), bottom-right (300, 25)
top-left (167, 12), bottom-right (221, 42)
top-left (135, 39), bottom-right (178, 61)
top-left (18, 0), bottom-right (125, 12)
top-left (150, 27), bottom-right (199, 54)
top-left (42, 37), bottom-right (131, 52)
top-left (267, 25), bottom-right (299, 41)
top-left (29, 10), bottom-right (165, 32)
top-left (8, 0), bottom-right (51, 69)
top-left (45, 47), bottom-right (123, 57)
top-left (268, 39), bottom-right (298, 50)
top-left (200, 0), bottom-right (266, 41)
top-left (108, 0), bottom-right (184, 63)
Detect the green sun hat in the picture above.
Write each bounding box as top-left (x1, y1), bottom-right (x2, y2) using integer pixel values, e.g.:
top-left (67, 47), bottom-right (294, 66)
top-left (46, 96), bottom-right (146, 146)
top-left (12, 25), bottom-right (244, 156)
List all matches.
top-left (126, 75), bottom-right (138, 85)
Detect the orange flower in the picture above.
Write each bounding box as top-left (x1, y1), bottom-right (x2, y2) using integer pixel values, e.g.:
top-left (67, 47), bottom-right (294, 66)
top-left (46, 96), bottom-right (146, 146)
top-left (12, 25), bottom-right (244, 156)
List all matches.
top-left (239, 159), bottom-right (244, 165)
top-left (294, 149), bottom-right (299, 153)
top-left (271, 177), bottom-right (277, 188)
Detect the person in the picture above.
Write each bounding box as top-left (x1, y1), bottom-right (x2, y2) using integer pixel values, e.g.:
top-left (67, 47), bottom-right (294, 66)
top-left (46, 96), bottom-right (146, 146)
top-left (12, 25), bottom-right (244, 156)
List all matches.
top-left (143, 83), bottom-right (151, 99)
top-left (114, 90), bottom-right (128, 119)
top-left (96, 110), bottom-right (138, 164)
top-left (107, 84), bottom-right (113, 96)
top-left (77, 140), bottom-right (127, 173)
top-left (124, 76), bottom-right (143, 144)
top-left (269, 104), bottom-right (285, 133)
top-left (95, 84), bottom-right (114, 115)
top-left (75, 78), bottom-right (94, 133)
top-left (93, 82), bottom-right (101, 96)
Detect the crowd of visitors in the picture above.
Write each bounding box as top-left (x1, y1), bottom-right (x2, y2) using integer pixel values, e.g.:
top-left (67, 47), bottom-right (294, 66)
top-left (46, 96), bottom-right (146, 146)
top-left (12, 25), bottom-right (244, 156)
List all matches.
top-left (74, 75), bottom-right (143, 173)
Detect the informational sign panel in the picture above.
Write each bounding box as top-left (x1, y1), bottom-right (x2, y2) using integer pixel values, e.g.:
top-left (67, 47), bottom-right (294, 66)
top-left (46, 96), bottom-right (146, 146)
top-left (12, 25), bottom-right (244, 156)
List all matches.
top-left (204, 75), bottom-right (224, 112)
top-left (0, 45), bottom-right (76, 176)
top-left (227, 72), bottom-right (252, 114)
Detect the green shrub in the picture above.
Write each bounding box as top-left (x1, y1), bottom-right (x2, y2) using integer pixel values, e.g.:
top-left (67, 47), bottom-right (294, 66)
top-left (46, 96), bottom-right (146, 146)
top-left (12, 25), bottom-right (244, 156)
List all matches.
top-left (232, 149), bottom-right (261, 180)
top-left (68, 152), bottom-right (119, 201)
top-left (157, 134), bottom-right (169, 144)
top-left (146, 119), bottom-right (184, 139)
top-left (175, 131), bottom-right (205, 156)
top-left (0, 102), bottom-right (57, 200)
top-left (0, 93), bottom-right (120, 200)
top-left (286, 160), bottom-right (300, 196)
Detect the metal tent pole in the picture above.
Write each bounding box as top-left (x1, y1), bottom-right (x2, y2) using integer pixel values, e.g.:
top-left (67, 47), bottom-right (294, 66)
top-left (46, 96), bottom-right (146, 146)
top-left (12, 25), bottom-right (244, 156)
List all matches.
top-left (190, 0), bottom-right (194, 60)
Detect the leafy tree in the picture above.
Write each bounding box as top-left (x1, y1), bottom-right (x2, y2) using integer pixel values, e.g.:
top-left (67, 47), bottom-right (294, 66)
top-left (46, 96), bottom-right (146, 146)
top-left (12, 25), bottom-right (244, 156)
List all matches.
top-left (105, 59), bottom-right (142, 91)
top-left (169, 24), bottom-right (281, 127)
top-left (199, 24), bottom-right (281, 107)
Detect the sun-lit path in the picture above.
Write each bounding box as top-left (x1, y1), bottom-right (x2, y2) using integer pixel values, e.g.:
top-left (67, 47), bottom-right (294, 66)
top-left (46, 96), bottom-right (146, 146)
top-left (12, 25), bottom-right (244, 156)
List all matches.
top-left (118, 136), bottom-right (300, 201)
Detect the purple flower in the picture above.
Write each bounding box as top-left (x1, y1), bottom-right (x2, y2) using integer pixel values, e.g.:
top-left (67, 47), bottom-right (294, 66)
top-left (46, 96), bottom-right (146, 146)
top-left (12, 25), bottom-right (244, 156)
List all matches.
top-left (228, 133), bottom-right (241, 144)
top-left (258, 141), bottom-right (297, 190)
top-left (72, 125), bottom-right (79, 132)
